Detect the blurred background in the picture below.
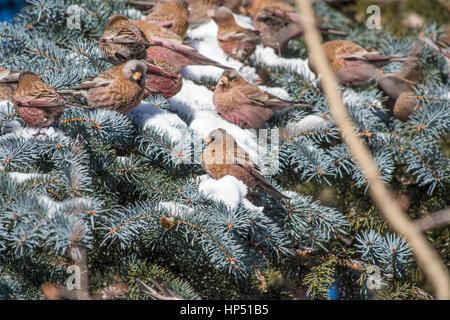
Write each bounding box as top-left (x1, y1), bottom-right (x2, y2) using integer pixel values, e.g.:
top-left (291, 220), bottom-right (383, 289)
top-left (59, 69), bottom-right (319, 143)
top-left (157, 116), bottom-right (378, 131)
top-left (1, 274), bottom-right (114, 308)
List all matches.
top-left (0, 0), bottom-right (26, 22)
top-left (0, 0), bottom-right (449, 34)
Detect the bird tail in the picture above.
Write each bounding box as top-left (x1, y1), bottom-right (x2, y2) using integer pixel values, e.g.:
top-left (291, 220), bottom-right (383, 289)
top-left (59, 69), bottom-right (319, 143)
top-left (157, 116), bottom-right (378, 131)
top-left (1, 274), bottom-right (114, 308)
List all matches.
top-left (212, 61), bottom-right (232, 69)
top-left (268, 188), bottom-right (290, 201)
top-left (420, 36), bottom-right (450, 59)
top-left (56, 90), bottom-right (92, 109)
top-left (317, 24), bottom-right (347, 36)
top-left (322, 28), bottom-right (347, 36)
top-left (290, 102), bottom-right (312, 108)
top-left (389, 56), bottom-right (418, 63)
top-left (64, 100), bottom-right (91, 109)
top-left (143, 59), bottom-right (179, 79)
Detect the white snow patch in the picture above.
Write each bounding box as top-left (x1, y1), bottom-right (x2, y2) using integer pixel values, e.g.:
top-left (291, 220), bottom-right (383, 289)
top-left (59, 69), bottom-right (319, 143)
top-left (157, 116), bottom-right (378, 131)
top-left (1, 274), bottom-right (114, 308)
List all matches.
top-left (342, 87), bottom-right (382, 108)
top-left (9, 172), bottom-right (45, 183)
top-left (283, 115), bottom-right (332, 137)
top-left (198, 174), bottom-right (264, 212)
top-left (127, 103), bottom-right (188, 141)
top-left (198, 174), bottom-right (247, 209)
top-left (169, 79), bottom-right (215, 116)
top-left (159, 201), bottom-right (195, 217)
top-left (253, 46), bottom-right (316, 82)
top-left (126, 8), bottom-right (146, 20)
top-left (0, 126), bottom-right (65, 141)
top-left (258, 86), bottom-right (291, 100)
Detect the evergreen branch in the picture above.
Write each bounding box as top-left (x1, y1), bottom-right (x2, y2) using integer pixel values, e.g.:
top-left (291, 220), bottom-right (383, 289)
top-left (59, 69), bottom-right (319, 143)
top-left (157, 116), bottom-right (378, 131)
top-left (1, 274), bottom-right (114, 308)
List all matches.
top-left (297, 0), bottom-right (450, 299)
top-left (296, 247), bottom-right (433, 300)
top-left (137, 278), bottom-right (184, 300)
top-left (74, 48), bottom-right (105, 72)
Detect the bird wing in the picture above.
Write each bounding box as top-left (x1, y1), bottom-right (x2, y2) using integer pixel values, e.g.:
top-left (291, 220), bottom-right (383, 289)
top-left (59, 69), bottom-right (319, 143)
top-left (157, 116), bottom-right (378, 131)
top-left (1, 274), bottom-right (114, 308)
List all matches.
top-left (144, 59), bottom-right (179, 79)
top-left (146, 11), bottom-right (176, 27)
top-left (62, 68), bottom-right (117, 93)
top-left (148, 20), bottom-right (174, 28)
top-left (223, 104), bottom-right (274, 129)
top-left (230, 144), bottom-right (287, 200)
top-left (342, 51), bottom-right (392, 63)
top-left (231, 141), bottom-right (259, 170)
top-left (238, 84), bottom-right (270, 106)
top-left (239, 85), bottom-right (305, 109)
top-left (150, 33), bottom-right (228, 68)
top-left (102, 25), bottom-right (149, 46)
top-left (218, 29), bottom-right (260, 42)
top-left (335, 64), bottom-right (379, 85)
top-left (137, 21), bottom-right (184, 44)
top-left (15, 89), bottom-right (68, 108)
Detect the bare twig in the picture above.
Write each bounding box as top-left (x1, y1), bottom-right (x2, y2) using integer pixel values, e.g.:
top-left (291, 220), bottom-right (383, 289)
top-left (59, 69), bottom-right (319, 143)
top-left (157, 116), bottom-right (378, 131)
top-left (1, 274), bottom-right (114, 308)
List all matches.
top-left (296, 248), bottom-right (433, 299)
top-left (296, 248), bottom-right (365, 271)
top-left (137, 278), bottom-right (184, 300)
top-left (415, 208), bottom-right (450, 232)
top-left (295, 0), bottom-right (450, 300)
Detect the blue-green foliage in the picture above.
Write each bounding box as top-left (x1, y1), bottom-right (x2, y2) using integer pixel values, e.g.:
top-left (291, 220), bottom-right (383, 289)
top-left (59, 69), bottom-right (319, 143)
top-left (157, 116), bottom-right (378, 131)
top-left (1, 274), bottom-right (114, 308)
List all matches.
top-left (0, 0), bottom-right (447, 299)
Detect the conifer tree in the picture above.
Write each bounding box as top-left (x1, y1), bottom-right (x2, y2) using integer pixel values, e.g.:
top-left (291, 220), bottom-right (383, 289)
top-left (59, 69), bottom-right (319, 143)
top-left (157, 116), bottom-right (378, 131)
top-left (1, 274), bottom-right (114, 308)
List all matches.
top-left (0, 0), bottom-right (448, 300)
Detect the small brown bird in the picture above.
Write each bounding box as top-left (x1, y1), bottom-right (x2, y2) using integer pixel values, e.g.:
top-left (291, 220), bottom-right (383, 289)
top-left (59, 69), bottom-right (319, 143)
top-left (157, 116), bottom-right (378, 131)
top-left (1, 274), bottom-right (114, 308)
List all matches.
top-left (213, 69), bottom-right (310, 129)
top-left (209, 7), bottom-right (261, 61)
top-left (420, 26), bottom-right (450, 59)
top-left (145, 0), bottom-right (190, 39)
top-left (420, 26), bottom-right (450, 78)
top-left (0, 67), bottom-right (22, 101)
top-left (99, 15), bottom-right (150, 64)
top-left (135, 19), bottom-right (228, 70)
top-left (248, 1), bottom-right (345, 53)
top-left (310, 40), bottom-right (413, 85)
top-left (392, 91), bottom-right (420, 122)
top-left (185, 0), bottom-right (241, 27)
top-left (202, 128), bottom-right (287, 200)
top-left (13, 72), bottom-right (83, 128)
top-left (59, 60), bottom-right (147, 114)
top-left (143, 58), bottom-right (183, 99)
top-left (239, 0), bottom-right (289, 19)
top-left (377, 73), bottom-right (420, 121)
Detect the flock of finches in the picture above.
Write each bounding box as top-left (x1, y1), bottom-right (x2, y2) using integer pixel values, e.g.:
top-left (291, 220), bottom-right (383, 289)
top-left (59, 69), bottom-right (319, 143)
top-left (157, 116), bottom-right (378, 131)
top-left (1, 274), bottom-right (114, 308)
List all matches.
top-left (0, 0), bottom-right (449, 201)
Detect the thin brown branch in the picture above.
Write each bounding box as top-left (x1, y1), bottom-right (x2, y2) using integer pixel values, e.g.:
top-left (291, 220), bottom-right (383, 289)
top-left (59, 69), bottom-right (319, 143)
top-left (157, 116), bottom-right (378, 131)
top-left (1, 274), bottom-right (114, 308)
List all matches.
top-left (295, 0), bottom-right (450, 300)
top-left (75, 48), bottom-right (105, 72)
top-left (296, 248), bottom-right (365, 271)
top-left (296, 248), bottom-right (433, 299)
top-left (137, 279), bottom-right (184, 300)
top-left (415, 208), bottom-right (450, 232)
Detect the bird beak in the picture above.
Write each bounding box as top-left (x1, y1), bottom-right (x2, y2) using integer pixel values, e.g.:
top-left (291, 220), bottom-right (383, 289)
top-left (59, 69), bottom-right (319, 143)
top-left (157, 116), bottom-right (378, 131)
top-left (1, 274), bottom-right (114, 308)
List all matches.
top-left (202, 137), bottom-right (210, 143)
top-left (220, 76), bottom-right (229, 86)
top-left (133, 72), bottom-right (142, 81)
top-left (207, 9), bottom-right (215, 18)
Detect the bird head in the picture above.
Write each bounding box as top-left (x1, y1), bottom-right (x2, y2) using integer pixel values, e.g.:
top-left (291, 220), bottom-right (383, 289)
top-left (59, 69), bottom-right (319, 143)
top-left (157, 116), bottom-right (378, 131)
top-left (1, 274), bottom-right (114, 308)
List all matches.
top-left (219, 69), bottom-right (240, 88)
top-left (123, 60), bottom-right (148, 86)
top-left (208, 7), bottom-right (233, 22)
top-left (203, 128), bottom-right (228, 144)
top-left (106, 14), bottom-right (130, 27)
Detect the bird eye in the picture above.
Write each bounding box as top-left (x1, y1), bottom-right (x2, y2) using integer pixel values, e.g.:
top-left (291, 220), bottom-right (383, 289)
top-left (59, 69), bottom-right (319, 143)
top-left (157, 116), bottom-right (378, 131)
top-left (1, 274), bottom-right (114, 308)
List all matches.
top-left (211, 136), bottom-right (216, 142)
